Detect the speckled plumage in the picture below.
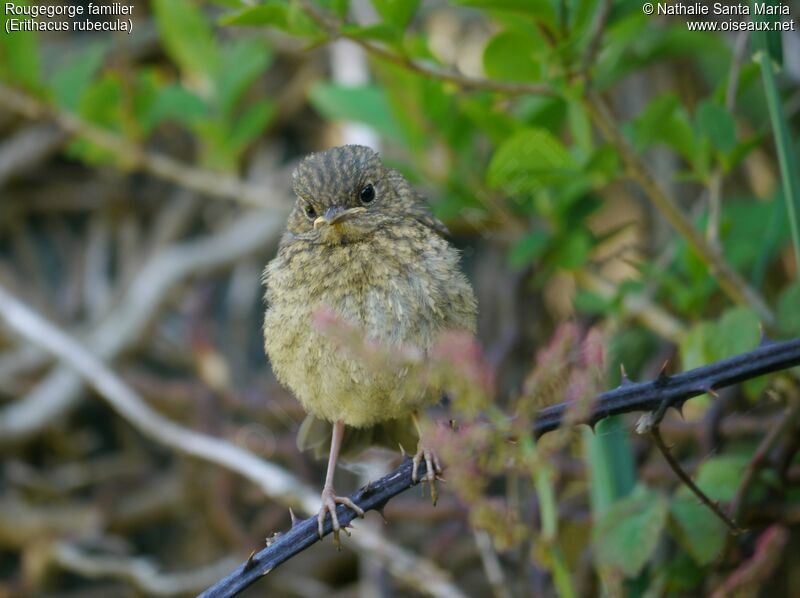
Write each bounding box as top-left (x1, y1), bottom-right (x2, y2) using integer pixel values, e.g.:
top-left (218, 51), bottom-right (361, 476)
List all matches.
top-left (262, 145), bottom-right (477, 429)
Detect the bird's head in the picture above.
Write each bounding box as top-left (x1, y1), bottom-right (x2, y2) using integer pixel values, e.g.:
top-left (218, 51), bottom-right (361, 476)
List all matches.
top-left (285, 145), bottom-right (417, 244)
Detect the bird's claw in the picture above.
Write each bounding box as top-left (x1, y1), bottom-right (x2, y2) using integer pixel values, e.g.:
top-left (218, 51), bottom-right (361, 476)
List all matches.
top-left (317, 486), bottom-right (365, 548)
top-left (412, 445), bottom-right (443, 505)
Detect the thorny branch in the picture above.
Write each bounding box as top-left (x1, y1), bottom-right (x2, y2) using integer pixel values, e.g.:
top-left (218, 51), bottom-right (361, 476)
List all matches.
top-left (201, 337), bottom-right (800, 597)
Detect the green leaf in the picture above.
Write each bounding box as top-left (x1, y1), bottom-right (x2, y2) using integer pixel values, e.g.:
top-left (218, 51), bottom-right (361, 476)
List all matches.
top-left (220, 4), bottom-right (288, 27)
top-left (689, 455), bottom-right (749, 502)
top-left (216, 37), bottom-right (273, 116)
top-left (509, 231), bottom-right (550, 269)
top-left (777, 282), bottom-right (800, 337)
top-left (708, 306), bottom-right (760, 361)
top-left (153, 0), bottom-right (219, 81)
top-left (459, 97), bottom-right (517, 144)
top-left (286, 0), bottom-right (323, 37)
top-left (371, 0), bottom-right (419, 29)
top-left (574, 290), bottom-right (612, 315)
top-left (51, 44), bottom-right (107, 110)
top-left (78, 74), bottom-right (123, 128)
top-left (696, 100), bottom-right (736, 155)
top-left (593, 486), bottom-right (668, 577)
top-left (228, 100), bottom-right (275, 152)
top-left (0, 1), bottom-right (41, 88)
top-left (632, 95), bottom-right (701, 168)
top-left (147, 84), bottom-right (208, 128)
top-left (680, 321), bottom-right (713, 371)
top-left (309, 83), bottom-right (405, 143)
top-left (315, 0), bottom-right (349, 18)
top-left (668, 497), bottom-right (726, 565)
top-left (341, 23), bottom-right (402, 45)
top-left (483, 30), bottom-right (542, 82)
top-left (551, 230), bottom-right (592, 270)
top-left (66, 74), bottom-right (124, 164)
top-left (584, 145), bottom-right (620, 186)
top-left (487, 128), bottom-right (578, 194)
top-left (453, 0), bottom-right (556, 28)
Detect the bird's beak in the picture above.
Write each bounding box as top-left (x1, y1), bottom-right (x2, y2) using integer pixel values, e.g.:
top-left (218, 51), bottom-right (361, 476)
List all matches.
top-left (313, 206), bottom-right (367, 230)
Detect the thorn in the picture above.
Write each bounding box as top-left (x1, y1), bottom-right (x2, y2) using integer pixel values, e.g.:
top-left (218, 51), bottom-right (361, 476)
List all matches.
top-left (398, 443), bottom-right (407, 457)
top-left (635, 412), bottom-right (656, 434)
top-left (289, 508), bottom-right (299, 528)
top-left (619, 363), bottom-right (632, 385)
top-left (657, 360), bottom-right (670, 380)
top-left (244, 550), bottom-right (259, 572)
top-left (587, 421), bottom-right (597, 434)
top-left (375, 506), bottom-right (387, 523)
top-left (706, 387), bottom-right (720, 398)
top-left (674, 402), bottom-right (685, 419)
top-left (358, 480), bottom-right (372, 499)
top-left (449, 419), bottom-right (457, 430)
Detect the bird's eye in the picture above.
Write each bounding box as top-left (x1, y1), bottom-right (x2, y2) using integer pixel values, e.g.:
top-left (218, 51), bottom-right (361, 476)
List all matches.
top-left (359, 184), bottom-right (375, 204)
top-left (304, 204), bottom-right (317, 220)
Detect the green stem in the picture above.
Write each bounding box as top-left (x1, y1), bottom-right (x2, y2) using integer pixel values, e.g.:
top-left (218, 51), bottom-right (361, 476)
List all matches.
top-left (520, 436), bottom-right (576, 598)
top-left (755, 39), bottom-right (800, 275)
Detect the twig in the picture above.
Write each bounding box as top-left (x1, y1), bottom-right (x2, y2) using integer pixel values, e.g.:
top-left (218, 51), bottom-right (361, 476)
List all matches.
top-left (707, 30), bottom-right (749, 245)
top-left (473, 529), bottom-right (512, 598)
top-left (729, 397), bottom-right (800, 521)
top-left (584, 94), bottom-right (775, 326)
top-left (3, 281), bottom-right (800, 595)
top-left (201, 338), bottom-right (800, 596)
top-left (532, 338), bottom-right (800, 436)
top-left (50, 541), bottom-right (239, 598)
top-left (580, 0), bottom-right (612, 83)
top-left (0, 284), bottom-right (466, 598)
top-left (296, 0), bottom-right (554, 97)
top-left (0, 123), bottom-right (65, 188)
top-left (0, 83), bottom-right (279, 209)
top-left (575, 270), bottom-right (686, 343)
top-left (646, 419), bottom-right (740, 533)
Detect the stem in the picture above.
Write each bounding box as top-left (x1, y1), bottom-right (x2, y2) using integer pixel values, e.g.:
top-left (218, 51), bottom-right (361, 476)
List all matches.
top-left (757, 50), bottom-right (800, 274)
top-left (584, 94), bottom-right (775, 326)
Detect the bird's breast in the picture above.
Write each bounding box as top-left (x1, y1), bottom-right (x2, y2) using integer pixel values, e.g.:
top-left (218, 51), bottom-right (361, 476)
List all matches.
top-left (271, 233), bottom-right (445, 348)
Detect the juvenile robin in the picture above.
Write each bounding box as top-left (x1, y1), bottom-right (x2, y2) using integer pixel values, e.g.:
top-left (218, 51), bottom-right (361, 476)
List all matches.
top-left (262, 145), bottom-right (477, 542)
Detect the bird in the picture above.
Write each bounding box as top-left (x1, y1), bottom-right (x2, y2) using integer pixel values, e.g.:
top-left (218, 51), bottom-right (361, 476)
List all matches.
top-left (262, 145), bottom-right (477, 543)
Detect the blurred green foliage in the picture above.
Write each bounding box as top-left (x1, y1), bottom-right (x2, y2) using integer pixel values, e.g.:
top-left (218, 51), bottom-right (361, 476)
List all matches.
top-left (2, 0), bottom-right (798, 594)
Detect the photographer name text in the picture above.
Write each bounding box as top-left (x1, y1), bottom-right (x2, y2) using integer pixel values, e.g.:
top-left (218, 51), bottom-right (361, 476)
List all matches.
top-left (656, 2), bottom-right (788, 15)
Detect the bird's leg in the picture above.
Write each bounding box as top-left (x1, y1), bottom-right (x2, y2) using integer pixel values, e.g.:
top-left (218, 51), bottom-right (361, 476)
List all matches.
top-left (317, 419), bottom-right (364, 546)
top-left (411, 411), bottom-right (443, 505)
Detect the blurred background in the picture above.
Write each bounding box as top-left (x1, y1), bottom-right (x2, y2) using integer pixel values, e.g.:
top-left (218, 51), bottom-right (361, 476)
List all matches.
top-left (1, 0), bottom-right (800, 596)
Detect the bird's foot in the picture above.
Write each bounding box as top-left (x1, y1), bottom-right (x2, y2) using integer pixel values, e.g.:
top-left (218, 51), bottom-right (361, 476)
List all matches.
top-left (317, 485), bottom-right (365, 548)
top-left (412, 444), bottom-right (443, 506)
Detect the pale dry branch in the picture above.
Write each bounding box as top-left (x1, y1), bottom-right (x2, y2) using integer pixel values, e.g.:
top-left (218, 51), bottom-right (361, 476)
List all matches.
top-left (50, 541), bottom-right (239, 598)
top-left (0, 123), bottom-right (64, 188)
top-left (0, 210), bottom-right (285, 446)
top-left (575, 270), bottom-right (686, 343)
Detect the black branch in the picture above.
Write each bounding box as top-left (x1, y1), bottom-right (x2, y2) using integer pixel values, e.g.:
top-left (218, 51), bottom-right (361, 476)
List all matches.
top-left (200, 337), bottom-right (800, 598)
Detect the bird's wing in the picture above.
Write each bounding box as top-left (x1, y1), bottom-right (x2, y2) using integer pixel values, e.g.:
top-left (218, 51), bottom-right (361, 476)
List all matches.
top-left (409, 192), bottom-right (450, 237)
top-left (296, 414), bottom-right (419, 460)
